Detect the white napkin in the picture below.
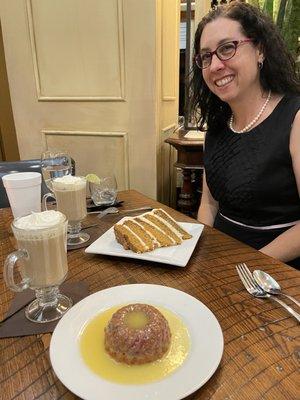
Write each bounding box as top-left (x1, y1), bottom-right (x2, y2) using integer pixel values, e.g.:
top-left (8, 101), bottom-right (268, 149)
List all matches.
top-left (184, 130), bottom-right (205, 140)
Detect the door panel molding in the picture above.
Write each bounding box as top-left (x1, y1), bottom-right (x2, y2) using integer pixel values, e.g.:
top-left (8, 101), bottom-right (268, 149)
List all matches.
top-left (159, 123), bottom-right (176, 205)
top-left (161, 0), bottom-right (178, 101)
top-left (42, 129), bottom-right (129, 190)
top-left (27, 0), bottom-right (125, 101)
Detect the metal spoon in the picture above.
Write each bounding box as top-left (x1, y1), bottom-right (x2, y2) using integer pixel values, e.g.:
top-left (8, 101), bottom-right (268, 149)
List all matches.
top-left (97, 207), bottom-right (119, 219)
top-left (253, 270), bottom-right (300, 307)
top-left (90, 206), bottom-right (153, 219)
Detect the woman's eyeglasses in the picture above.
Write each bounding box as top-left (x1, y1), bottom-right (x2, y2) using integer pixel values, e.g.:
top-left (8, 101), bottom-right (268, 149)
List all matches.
top-left (195, 39), bottom-right (254, 69)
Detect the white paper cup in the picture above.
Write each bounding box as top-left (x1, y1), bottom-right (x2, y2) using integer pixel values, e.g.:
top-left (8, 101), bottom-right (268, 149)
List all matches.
top-left (2, 172), bottom-right (42, 218)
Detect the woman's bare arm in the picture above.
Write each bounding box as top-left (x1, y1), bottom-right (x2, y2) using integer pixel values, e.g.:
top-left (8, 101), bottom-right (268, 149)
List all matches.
top-left (197, 170), bottom-right (219, 226)
top-left (260, 110), bottom-right (300, 262)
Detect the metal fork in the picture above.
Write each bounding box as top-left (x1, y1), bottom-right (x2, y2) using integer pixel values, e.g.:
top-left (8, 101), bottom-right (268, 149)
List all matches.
top-left (236, 263), bottom-right (300, 322)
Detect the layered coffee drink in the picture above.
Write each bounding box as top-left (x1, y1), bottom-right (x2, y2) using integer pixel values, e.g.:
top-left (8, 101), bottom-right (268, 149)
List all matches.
top-left (52, 176), bottom-right (87, 224)
top-left (12, 210), bottom-right (68, 289)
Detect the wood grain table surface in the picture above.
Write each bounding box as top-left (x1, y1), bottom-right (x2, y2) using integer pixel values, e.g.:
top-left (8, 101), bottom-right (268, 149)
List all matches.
top-left (0, 190), bottom-right (299, 400)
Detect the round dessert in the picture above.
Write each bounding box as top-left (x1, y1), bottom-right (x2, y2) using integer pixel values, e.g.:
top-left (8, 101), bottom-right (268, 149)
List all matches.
top-left (104, 303), bottom-right (171, 365)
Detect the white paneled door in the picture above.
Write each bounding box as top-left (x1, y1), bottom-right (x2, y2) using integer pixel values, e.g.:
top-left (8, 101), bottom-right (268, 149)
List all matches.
top-left (0, 0), bottom-right (180, 201)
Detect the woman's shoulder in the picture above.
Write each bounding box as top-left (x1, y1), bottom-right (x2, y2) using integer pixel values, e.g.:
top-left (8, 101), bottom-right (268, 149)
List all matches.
top-left (269, 93), bottom-right (300, 125)
top-left (280, 93), bottom-right (300, 111)
top-left (265, 93), bottom-right (300, 144)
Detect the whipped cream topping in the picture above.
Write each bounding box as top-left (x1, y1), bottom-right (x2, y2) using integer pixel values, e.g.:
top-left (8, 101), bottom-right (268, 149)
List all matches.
top-left (52, 175), bottom-right (86, 190)
top-left (14, 210), bottom-right (65, 230)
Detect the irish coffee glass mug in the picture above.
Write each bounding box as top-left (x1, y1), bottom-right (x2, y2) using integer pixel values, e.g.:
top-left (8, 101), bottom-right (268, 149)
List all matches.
top-left (4, 211), bottom-right (72, 323)
top-left (43, 175), bottom-right (89, 246)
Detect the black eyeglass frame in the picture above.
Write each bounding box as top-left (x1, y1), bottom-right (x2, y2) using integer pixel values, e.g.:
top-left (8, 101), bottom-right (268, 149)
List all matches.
top-left (195, 39), bottom-right (254, 69)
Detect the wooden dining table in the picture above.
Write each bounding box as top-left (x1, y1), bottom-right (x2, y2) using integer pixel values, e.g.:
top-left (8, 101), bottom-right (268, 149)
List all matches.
top-left (1, 190), bottom-right (299, 400)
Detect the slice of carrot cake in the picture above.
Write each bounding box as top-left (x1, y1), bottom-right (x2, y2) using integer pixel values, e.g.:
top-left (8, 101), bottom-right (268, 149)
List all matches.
top-left (114, 208), bottom-right (192, 253)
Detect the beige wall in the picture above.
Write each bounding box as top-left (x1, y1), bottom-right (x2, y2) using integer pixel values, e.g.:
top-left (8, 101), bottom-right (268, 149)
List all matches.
top-left (157, 0), bottom-right (180, 205)
top-left (0, 21), bottom-right (19, 161)
top-left (0, 0), bottom-right (180, 202)
top-left (195, 0), bottom-right (211, 25)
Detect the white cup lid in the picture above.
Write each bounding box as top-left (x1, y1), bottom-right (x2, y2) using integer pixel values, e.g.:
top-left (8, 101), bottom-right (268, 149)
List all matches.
top-left (2, 172), bottom-right (42, 188)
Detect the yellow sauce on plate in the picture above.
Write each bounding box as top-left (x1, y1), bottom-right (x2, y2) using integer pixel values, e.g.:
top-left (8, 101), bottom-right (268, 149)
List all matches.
top-left (79, 305), bottom-right (190, 385)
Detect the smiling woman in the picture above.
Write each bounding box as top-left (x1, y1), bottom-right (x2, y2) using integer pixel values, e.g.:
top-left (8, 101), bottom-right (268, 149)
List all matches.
top-left (190, 1), bottom-right (300, 268)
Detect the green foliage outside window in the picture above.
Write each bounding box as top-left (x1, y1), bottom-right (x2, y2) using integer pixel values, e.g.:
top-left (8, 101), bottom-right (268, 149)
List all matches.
top-left (247, 0), bottom-right (299, 65)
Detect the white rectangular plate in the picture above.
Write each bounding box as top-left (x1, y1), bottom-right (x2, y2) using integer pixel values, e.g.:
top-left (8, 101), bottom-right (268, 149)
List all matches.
top-left (85, 222), bottom-right (204, 267)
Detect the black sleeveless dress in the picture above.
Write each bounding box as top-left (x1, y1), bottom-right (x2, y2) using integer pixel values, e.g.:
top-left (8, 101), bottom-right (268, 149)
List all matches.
top-left (204, 94), bottom-right (300, 268)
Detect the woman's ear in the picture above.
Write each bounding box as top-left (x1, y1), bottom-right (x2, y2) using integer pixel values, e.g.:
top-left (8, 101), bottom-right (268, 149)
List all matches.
top-left (257, 46), bottom-right (265, 70)
top-left (257, 43), bottom-right (265, 62)
top-left (258, 59), bottom-right (264, 69)
top-left (256, 47), bottom-right (264, 68)
top-left (259, 48), bottom-right (265, 61)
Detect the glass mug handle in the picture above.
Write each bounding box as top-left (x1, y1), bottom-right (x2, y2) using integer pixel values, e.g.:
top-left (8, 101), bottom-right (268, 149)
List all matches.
top-left (4, 250), bottom-right (30, 292)
top-left (42, 192), bottom-right (56, 211)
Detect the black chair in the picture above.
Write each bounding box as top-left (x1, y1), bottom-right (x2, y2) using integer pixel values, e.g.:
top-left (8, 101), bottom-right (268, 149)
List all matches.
top-left (0, 158), bottom-right (75, 208)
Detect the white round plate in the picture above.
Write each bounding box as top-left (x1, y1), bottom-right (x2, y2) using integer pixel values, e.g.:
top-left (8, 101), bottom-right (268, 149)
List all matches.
top-left (50, 284), bottom-right (224, 400)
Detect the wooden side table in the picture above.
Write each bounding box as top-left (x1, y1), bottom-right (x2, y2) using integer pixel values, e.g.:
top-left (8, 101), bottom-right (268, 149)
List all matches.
top-left (165, 130), bottom-right (204, 216)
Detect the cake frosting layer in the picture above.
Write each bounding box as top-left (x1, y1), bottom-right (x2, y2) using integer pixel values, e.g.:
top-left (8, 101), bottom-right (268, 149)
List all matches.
top-left (114, 208), bottom-right (192, 253)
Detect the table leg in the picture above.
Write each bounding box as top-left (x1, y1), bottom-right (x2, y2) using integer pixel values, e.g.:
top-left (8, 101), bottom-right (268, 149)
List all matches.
top-left (177, 169), bottom-right (197, 215)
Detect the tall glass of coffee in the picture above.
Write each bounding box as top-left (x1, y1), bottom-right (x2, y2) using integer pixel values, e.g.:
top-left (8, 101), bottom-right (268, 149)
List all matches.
top-left (43, 175), bottom-right (89, 246)
top-left (4, 210), bottom-right (72, 323)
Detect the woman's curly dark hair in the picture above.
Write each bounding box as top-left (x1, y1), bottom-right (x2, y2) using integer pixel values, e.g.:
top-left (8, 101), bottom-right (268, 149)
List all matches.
top-left (190, 1), bottom-right (300, 133)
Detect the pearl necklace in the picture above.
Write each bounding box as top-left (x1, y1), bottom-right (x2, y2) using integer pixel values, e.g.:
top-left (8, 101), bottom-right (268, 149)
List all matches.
top-left (229, 90), bottom-right (271, 133)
